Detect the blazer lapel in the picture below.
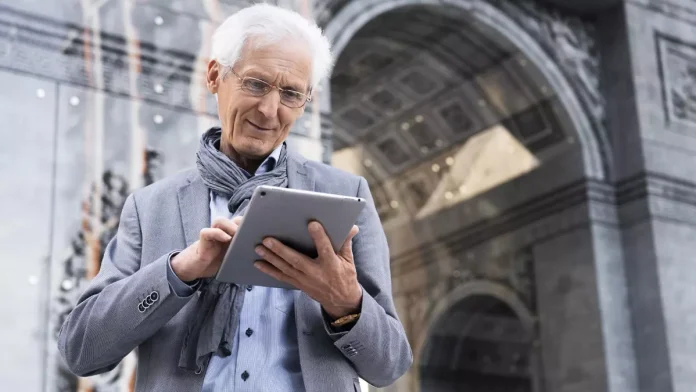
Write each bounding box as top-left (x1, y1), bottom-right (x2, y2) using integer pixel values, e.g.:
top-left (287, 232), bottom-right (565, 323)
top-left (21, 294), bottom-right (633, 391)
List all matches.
top-left (176, 170), bottom-right (211, 247)
top-left (287, 151), bottom-right (315, 192)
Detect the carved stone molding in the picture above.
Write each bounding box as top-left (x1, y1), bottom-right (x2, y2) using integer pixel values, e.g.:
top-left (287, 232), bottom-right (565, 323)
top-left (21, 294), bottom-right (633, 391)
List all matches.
top-left (630, 0), bottom-right (696, 26)
top-left (616, 170), bottom-right (696, 227)
top-left (390, 178), bottom-right (615, 277)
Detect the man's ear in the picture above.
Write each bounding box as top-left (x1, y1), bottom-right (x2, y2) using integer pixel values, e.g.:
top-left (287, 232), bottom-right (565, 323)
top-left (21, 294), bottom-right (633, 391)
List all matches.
top-left (206, 60), bottom-right (220, 94)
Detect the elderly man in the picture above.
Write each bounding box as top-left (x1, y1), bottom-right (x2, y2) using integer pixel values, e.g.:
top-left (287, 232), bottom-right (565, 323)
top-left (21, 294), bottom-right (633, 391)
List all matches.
top-left (57, 4), bottom-right (412, 392)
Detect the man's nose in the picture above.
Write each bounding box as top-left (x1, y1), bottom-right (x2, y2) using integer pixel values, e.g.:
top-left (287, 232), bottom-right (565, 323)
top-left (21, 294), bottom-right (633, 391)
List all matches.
top-left (257, 90), bottom-right (280, 119)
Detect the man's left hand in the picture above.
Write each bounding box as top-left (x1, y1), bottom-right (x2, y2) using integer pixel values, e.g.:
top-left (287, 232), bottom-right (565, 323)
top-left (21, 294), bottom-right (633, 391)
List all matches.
top-left (254, 222), bottom-right (362, 320)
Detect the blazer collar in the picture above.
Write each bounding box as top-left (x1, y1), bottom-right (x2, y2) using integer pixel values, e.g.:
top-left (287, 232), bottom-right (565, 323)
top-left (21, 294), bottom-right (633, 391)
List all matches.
top-left (287, 150), bottom-right (315, 192)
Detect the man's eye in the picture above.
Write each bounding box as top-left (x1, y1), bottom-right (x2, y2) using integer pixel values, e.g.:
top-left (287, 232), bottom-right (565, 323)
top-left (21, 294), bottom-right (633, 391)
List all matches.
top-left (282, 90), bottom-right (302, 100)
top-left (245, 79), bottom-right (268, 91)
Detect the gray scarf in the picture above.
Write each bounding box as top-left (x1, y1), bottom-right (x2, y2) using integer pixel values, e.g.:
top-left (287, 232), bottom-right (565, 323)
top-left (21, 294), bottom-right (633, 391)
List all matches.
top-left (178, 127), bottom-right (288, 373)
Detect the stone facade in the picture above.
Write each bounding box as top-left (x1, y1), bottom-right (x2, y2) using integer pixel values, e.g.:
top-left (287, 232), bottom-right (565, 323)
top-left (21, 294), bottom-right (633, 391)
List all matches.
top-left (1, 0), bottom-right (695, 392)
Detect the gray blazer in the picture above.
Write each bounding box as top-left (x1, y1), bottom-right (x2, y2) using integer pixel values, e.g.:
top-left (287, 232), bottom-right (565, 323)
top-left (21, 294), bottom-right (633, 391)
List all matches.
top-left (57, 151), bottom-right (413, 392)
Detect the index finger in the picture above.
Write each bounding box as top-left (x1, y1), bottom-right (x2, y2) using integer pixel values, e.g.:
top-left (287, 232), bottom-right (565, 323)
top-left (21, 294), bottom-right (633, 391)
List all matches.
top-left (212, 217), bottom-right (240, 236)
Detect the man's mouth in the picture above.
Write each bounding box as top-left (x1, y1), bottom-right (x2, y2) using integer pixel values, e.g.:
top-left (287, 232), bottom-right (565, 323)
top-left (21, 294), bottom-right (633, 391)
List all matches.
top-left (246, 120), bottom-right (273, 131)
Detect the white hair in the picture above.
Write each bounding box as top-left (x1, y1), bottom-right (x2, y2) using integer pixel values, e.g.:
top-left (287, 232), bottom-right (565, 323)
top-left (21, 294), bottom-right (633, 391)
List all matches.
top-left (211, 3), bottom-right (334, 89)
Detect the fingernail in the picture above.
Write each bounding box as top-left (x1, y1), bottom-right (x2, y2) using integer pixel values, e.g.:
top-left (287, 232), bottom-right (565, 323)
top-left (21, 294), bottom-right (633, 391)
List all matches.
top-left (263, 238), bottom-right (273, 249)
top-left (254, 262), bottom-right (262, 269)
top-left (310, 222), bottom-right (320, 231)
top-left (255, 247), bottom-right (265, 257)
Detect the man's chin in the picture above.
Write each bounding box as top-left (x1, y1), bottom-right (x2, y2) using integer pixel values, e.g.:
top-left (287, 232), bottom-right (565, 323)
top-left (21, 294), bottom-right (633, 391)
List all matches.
top-left (236, 139), bottom-right (275, 158)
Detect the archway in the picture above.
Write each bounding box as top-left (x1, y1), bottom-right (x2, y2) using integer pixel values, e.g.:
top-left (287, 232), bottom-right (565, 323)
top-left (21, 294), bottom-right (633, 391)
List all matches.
top-left (322, 1), bottom-right (602, 391)
top-left (322, 0), bottom-right (607, 182)
top-left (419, 293), bottom-right (535, 392)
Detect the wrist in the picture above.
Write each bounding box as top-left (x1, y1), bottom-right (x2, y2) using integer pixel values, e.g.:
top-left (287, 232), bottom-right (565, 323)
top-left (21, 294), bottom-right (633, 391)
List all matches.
top-left (323, 285), bottom-right (363, 319)
top-left (171, 251), bottom-right (197, 282)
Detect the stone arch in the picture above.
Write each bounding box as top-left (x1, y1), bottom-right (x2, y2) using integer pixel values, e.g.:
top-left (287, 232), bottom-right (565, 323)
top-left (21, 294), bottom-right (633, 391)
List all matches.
top-left (416, 280), bottom-right (541, 392)
top-left (321, 0), bottom-right (608, 180)
top-left (415, 280), bottom-right (536, 356)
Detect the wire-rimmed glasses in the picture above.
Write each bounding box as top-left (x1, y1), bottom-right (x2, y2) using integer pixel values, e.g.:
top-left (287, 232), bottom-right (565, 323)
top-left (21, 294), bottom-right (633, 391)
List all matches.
top-left (229, 68), bottom-right (311, 108)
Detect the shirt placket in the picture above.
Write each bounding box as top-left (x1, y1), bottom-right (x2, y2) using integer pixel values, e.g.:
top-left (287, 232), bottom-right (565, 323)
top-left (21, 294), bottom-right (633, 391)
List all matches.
top-left (234, 284), bottom-right (259, 391)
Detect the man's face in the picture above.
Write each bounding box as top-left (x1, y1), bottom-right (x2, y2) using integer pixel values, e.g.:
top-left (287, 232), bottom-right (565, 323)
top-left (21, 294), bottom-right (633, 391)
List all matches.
top-left (207, 40), bottom-right (312, 161)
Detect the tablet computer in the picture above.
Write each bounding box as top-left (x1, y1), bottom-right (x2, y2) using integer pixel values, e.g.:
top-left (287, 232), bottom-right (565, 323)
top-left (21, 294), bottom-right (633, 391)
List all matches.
top-left (215, 185), bottom-right (366, 289)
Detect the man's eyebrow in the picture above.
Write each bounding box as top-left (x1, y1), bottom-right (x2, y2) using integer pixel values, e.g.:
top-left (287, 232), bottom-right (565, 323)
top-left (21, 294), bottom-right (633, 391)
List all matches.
top-left (281, 83), bottom-right (305, 92)
top-left (243, 70), bottom-right (307, 92)
top-left (244, 70), bottom-right (271, 80)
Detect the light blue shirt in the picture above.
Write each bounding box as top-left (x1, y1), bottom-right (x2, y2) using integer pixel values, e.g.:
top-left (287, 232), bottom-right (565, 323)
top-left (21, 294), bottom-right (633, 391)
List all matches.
top-left (167, 144), bottom-right (305, 391)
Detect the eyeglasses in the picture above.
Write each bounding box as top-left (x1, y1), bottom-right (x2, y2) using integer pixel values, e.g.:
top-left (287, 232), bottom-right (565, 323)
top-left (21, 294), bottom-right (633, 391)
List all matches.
top-left (229, 68), bottom-right (311, 108)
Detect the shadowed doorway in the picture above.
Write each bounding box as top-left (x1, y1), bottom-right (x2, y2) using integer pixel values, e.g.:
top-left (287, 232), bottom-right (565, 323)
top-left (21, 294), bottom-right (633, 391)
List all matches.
top-left (419, 295), bottom-right (535, 392)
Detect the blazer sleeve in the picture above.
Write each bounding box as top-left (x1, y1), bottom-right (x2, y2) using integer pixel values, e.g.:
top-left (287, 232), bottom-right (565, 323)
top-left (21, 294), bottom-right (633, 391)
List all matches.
top-left (57, 193), bottom-right (195, 377)
top-left (326, 176), bottom-right (413, 387)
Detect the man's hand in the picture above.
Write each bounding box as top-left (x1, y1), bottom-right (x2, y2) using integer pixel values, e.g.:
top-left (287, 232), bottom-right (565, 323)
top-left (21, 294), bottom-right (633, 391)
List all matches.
top-left (171, 216), bottom-right (243, 282)
top-left (254, 222), bottom-right (363, 319)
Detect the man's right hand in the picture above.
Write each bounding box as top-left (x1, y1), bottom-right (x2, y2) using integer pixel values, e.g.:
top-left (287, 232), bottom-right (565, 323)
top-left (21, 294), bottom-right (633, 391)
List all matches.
top-left (171, 216), bottom-right (243, 282)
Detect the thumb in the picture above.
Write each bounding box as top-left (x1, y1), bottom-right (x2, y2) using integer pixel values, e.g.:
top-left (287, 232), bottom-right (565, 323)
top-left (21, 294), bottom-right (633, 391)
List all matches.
top-left (339, 225), bottom-right (359, 262)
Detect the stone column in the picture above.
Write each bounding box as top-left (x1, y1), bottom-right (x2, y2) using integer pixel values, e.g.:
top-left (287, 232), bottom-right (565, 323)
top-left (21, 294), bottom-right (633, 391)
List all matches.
top-left (598, 2), bottom-right (696, 391)
top-left (533, 226), bottom-right (605, 392)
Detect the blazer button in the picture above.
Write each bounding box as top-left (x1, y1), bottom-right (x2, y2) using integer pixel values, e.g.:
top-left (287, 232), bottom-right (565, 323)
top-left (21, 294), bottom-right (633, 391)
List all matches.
top-left (341, 344), bottom-right (351, 350)
top-left (138, 303), bottom-right (146, 313)
top-left (145, 296), bottom-right (154, 306)
top-left (150, 291), bottom-right (159, 302)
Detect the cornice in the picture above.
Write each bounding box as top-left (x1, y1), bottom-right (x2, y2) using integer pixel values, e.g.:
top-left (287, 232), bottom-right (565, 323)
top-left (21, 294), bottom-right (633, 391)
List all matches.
top-left (390, 172), bottom-right (696, 277)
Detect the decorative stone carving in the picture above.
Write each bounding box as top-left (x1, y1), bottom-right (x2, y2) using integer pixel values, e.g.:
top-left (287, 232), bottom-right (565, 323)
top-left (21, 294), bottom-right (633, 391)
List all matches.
top-left (657, 34), bottom-right (696, 126)
top-left (492, 0), bottom-right (608, 149)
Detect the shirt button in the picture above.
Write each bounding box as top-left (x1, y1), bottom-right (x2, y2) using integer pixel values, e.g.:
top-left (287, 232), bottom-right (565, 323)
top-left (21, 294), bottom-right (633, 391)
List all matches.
top-left (245, 328), bottom-right (253, 337)
top-left (246, 286), bottom-right (253, 291)
top-left (241, 370), bottom-right (249, 381)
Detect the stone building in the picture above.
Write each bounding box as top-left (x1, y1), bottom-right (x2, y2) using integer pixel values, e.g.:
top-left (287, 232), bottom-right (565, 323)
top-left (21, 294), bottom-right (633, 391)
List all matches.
top-left (1, 0), bottom-right (695, 391)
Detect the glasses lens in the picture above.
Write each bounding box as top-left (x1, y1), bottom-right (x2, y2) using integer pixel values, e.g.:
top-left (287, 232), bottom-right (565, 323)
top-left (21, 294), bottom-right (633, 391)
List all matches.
top-left (280, 90), bottom-right (306, 108)
top-left (241, 78), bottom-right (270, 96)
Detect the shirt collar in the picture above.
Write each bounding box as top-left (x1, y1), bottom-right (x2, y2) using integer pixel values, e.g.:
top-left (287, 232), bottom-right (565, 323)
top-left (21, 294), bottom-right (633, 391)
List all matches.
top-left (261, 143), bottom-right (283, 171)
top-left (211, 142), bottom-right (285, 200)
top-left (239, 142), bottom-right (283, 178)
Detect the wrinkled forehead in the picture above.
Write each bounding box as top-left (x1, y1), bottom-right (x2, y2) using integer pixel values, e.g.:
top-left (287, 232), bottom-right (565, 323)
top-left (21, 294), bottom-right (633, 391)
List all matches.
top-left (236, 37), bottom-right (313, 90)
